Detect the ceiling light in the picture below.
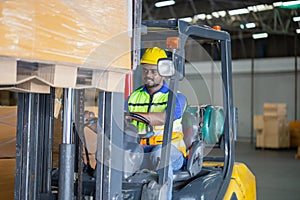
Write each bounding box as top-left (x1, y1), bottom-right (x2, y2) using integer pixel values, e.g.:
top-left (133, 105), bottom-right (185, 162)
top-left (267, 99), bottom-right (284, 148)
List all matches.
top-left (296, 29), bottom-right (300, 34)
top-left (228, 8), bottom-right (249, 16)
top-left (293, 16), bottom-right (300, 21)
top-left (196, 14), bottom-right (206, 20)
top-left (212, 12), bottom-right (220, 18)
top-left (273, 2), bottom-right (283, 7)
top-left (240, 24), bottom-right (245, 29)
top-left (180, 17), bottom-right (192, 23)
top-left (248, 4), bottom-right (273, 12)
top-left (256, 4), bottom-right (273, 11)
top-left (282, 1), bottom-right (300, 6)
top-left (155, 0), bottom-right (175, 8)
top-left (218, 11), bottom-right (227, 17)
top-left (206, 14), bottom-right (212, 20)
top-left (246, 23), bottom-right (256, 28)
top-left (252, 32), bottom-right (268, 39)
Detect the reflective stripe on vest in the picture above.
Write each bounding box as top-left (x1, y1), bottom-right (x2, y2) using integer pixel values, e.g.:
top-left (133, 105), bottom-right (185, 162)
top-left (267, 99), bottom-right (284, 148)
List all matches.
top-left (128, 87), bottom-right (182, 133)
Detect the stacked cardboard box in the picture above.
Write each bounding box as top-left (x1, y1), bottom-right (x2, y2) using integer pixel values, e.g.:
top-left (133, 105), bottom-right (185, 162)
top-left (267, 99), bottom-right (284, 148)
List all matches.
top-left (52, 105), bottom-right (98, 169)
top-left (254, 103), bottom-right (289, 148)
top-left (0, 106), bottom-right (17, 200)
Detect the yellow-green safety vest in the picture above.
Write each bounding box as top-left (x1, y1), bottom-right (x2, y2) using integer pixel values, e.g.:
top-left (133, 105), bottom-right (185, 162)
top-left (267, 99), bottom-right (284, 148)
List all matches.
top-left (127, 86), bottom-right (187, 156)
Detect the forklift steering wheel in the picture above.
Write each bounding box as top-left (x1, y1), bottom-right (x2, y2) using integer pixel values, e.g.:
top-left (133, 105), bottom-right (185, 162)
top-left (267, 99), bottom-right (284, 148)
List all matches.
top-left (125, 112), bottom-right (154, 139)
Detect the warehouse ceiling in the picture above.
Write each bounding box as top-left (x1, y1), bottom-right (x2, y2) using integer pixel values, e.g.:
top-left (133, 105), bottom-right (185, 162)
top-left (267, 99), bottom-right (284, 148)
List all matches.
top-left (142, 0), bottom-right (300, 58)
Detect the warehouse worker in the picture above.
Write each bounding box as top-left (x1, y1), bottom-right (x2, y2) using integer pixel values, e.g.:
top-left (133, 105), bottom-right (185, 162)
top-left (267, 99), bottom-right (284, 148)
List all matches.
top-left (125, 47), bottom-right (187, 199)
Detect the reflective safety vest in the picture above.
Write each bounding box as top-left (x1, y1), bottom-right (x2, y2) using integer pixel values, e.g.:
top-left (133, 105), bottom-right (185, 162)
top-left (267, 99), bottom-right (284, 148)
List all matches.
top-left (127, 85), bottom-right (187, 156)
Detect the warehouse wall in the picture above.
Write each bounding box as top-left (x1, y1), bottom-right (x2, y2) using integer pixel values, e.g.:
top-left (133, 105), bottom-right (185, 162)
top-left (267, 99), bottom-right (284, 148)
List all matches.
top-left (234, 57), bottom-right (300, 141)
top-left (182, 57), bottom-right (300, 141)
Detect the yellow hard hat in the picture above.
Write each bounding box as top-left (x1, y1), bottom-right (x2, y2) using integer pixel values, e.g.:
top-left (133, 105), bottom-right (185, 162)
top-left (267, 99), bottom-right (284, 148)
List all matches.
top-left (140, 47), bottom-right (167, 65)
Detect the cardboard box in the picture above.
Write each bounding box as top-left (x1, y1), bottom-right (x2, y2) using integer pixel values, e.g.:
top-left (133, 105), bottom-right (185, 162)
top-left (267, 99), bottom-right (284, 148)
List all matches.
top-left (0, 91), bottom-right (11, 105)
top-left (0, 0), bottom-right (131, 93)
top-left (290, 121), bottom-right (300, 130)
top-left (53, 116), bottom-right (63, 168)
top-left (0, 106), bottom-right (17, 200)
top-left (263, 134), bottom-right (290, 148)
top-left (256, 128), bottom-right (290, 149)
top-left (0, 60), bottom-right (17, 85)
top-left (255, 114), bottom-right (290, 148)
top-left (263, 116), bottom-right (288, 136)
top-left (0, 106), bottom-right (17, 158)
top-left (256, 130), bottom-right (264, 148)
top-left (0, 0), bottom-right (131, 70)
top-left (84, 127), bottom-right (97, 168)
top-left (38, 64), bottom-right (78, 88)
top-left (263, 103), bottom-right (286, 117)
top-left (0, 158), bottom-right (15, 200)
top-left (52, 112), bottom-right (97, 168)
top-left (289, 121), bottom-right (300, 147)
top-left (254, 115), bottom-right (264, 130)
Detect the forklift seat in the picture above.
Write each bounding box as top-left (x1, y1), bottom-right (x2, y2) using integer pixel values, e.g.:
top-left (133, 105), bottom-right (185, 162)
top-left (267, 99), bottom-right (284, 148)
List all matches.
top-left (173, 110), bottom-right (203, 182)
top-left (173, 105), bottom-right (224, 182)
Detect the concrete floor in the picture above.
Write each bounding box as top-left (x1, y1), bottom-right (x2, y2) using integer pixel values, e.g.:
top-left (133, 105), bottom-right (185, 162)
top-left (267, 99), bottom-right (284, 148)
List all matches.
top-left (235, 141), bottom-right (300, 200)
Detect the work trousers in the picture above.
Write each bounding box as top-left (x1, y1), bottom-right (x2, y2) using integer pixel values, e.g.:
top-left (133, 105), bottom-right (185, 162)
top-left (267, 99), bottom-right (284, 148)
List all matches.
top-left (143, 144), bottom-right (184, 200)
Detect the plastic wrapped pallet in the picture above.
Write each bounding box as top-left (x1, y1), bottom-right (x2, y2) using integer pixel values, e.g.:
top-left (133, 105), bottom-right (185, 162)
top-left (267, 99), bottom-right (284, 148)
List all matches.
top-left (0, 0), bottom-right (132, 93)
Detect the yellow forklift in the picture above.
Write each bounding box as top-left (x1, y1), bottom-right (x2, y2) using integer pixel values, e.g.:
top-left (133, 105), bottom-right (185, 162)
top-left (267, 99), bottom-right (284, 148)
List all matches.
top-left (12, 6), bottom-right (256, 200)
top-left (53, 19), bottom-right (256, 199)
top-left (115, 19), bottom-right (257, 200)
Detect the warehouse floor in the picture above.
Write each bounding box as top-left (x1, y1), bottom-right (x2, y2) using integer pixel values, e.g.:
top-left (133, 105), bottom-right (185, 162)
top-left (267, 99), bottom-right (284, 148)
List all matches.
top-left (235, 141), bottom-right (300, 200)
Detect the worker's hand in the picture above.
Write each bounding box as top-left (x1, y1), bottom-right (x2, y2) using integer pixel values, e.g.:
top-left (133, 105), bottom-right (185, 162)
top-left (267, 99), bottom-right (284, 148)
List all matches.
top-left (84, 111), bottom-right (97, 133)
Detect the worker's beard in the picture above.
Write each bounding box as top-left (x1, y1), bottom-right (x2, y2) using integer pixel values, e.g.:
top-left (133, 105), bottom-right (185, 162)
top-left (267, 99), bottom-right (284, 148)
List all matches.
top-left (146, 83), bottom-right (160, 89)
top-left (144, 77), bottom-right (163, 89)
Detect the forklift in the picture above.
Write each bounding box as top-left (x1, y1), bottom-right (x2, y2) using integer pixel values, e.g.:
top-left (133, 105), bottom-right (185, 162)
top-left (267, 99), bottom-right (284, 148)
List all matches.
top-left (118, 19), bottom-right (256, 200)
top-left (13, 13), bottom-right (256, 200)
top-left (54, 19), bottom-right (254, 199)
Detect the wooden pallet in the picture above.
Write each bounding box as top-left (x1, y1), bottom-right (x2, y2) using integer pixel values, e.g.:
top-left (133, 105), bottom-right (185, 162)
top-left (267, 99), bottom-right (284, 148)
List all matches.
top-left (0, 58), bottom-right (128, 93)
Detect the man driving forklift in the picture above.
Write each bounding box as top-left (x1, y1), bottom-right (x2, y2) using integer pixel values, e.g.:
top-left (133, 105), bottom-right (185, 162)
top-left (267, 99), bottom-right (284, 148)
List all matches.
top-left (125, 47), bottom-right (187, 200)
